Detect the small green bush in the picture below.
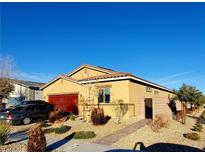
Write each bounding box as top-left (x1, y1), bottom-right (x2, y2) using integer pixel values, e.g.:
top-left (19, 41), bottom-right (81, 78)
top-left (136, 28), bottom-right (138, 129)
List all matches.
top-left (199, 111), bottom-right (205, 124)
top-left (184, 133), bottom-right (200, 140)
top-left (0, 122), bottom-right (11, 145)
top-left (54, 125), bottom-right (70, 134)
top-left (68, 113), bottom-right (76, 121)
top-left (44, 128), bottom-right (55, 134)
top-left (73, 131), bottom-right (96, 139)
top-left (193, 121), bottom-right (203, 132)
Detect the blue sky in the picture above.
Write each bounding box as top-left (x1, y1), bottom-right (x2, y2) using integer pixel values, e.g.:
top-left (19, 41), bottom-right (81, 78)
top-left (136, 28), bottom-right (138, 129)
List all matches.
top-left (1, 2), bottom-right (205, 93)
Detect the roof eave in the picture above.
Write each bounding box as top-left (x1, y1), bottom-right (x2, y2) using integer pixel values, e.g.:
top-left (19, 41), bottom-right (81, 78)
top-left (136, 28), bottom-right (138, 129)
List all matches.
top-left (79, 76), bottom-right (173, 93)
top-left (40, 75), bottom-right (81, 90)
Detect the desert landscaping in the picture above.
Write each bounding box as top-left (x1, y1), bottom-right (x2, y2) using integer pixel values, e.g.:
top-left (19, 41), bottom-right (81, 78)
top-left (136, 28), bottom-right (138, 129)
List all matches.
top-left (0, 107), bottom-right (205, 152)
top-left (113, 109), bottom-right (205, 151)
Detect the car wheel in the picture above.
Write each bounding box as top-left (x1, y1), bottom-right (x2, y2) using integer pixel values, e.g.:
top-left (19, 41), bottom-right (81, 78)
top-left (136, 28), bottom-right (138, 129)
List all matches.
top-left (23, 117), bottom-right (31, 125)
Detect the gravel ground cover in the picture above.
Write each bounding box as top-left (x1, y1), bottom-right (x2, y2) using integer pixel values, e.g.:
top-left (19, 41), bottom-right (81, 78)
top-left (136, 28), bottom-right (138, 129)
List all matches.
top-left (43, 117), bottom-right (139, 142)
top-left (0, 143), bottom-right (27, 152)
top-left (1, 109), bottom-right (204, 152)
top-left (0, 117), bottom-right (138, 152)
top-left (112, 109), bottom-right (205, 151)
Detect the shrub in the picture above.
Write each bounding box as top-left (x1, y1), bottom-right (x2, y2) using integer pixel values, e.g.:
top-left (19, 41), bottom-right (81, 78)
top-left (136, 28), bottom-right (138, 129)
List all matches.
top-left (192, 121), bottom-right (203, 132)
top-left (150, 113), bottom-right (170, 132)
top-left (43, 128), bottom-right (55, 134)
top-left (27, 124), bottom-right (46, 152)
top-left (113, 99), bottom-right (128, 124)
top-left (73, 131), bottom-right (96, 139)
top-left (49, 106), bottom-right (64, 123)
top-left (0, 122), bottom-right (10, 145)
top-left (91, 107), bottom-right (106, 125)
top-left (184, 133), bottom-right (200, 140)
top-left (68, 113), bottom-right (76, 121)
top-left (199, 111), bottom-right (205, 124)
top-left (54, 125), bottom-right (70, 134)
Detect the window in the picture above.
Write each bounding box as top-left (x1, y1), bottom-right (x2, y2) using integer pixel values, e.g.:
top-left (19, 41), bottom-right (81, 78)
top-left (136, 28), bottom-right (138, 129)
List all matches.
top-left (146, 86), bottom-right (152, 92)
top-left (13, 106), bottom-right (24, 112)
top-left (98, 89), bottom-right (104, 103)
top-left (98, 88), bottom-right (111, 103)
top-left (25, 106), bottom-right (39, 112)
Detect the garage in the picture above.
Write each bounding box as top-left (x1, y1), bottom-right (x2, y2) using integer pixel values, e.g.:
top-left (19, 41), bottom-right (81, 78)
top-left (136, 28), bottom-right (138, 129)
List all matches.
top-left (48, 94), bottom-right (78, 114)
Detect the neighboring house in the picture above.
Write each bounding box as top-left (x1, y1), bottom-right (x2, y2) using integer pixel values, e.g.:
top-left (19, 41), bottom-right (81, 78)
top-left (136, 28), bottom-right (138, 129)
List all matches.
top-left (41, 64), bottom-right (175, 119)
top-left (4, 80), bottom-right (45, 106)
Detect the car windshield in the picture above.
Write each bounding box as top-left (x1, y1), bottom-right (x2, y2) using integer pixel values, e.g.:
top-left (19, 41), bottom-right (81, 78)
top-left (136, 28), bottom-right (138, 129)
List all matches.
top-left (12, 106), bottom-right (24, 112)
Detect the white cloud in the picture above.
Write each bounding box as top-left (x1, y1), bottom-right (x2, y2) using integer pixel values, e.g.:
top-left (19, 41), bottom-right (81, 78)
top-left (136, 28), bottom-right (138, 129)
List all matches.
top-left (156, 71), bottom-right (195, 82)
top-left (160, 79), bottom-right (184, 85)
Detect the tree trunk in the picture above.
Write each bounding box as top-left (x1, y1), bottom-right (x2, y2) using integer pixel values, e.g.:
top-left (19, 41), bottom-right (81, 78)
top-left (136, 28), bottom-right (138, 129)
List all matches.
top-left (183, 102), bottom-right (186, 124)
top-left (181, 102), bottom-right (186, 125)
top-left (181, 102), bottom-right (184, 124)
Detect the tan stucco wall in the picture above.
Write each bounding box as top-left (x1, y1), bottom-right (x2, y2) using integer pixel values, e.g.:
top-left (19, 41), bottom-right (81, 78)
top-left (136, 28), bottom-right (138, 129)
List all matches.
top-left (43, 77), bottom-right (175, 119)
top-left (129, 81), bottom-right (174, 119)
top-left (69, 68), bottom-right (108, 80)
top-left (92, 80), bottom-right (130, 118)
top-left (42, 78), bottom-right (130, 118)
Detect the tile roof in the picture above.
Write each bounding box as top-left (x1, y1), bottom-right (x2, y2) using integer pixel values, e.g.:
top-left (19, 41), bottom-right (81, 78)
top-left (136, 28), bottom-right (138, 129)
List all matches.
top-left (82, 64), bottom-right (115, 73)
top-left (41, 64), bottom-right (173, 93)
top-left (67, 64), bottom-right (115, 77)
top-left (60, 75), bottom-right (80, 83)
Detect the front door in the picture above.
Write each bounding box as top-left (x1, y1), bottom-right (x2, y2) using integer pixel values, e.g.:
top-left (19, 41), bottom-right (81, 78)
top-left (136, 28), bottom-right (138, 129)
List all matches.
top-left (145, 98), bottom-right (153, 119)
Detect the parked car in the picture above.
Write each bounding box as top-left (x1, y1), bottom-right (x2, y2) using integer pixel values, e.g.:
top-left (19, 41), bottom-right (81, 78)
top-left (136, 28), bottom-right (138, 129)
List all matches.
top-left (20, 100), bottom-right (54, 111)
top-left (0, 104), bottom-right (52, 125)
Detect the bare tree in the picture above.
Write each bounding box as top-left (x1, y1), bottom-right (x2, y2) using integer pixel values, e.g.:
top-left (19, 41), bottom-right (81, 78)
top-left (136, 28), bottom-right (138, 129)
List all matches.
top-left (78, 68), bottom-right (100, 122)
top-left (0, 55), bottom-right (15, 106)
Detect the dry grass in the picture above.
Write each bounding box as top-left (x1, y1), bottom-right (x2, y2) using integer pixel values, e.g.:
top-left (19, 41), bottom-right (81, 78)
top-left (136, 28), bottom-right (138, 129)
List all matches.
top-left (184, 133), bottom-right (200, 141)
top-left (150, 113), bottom-right (170, 132)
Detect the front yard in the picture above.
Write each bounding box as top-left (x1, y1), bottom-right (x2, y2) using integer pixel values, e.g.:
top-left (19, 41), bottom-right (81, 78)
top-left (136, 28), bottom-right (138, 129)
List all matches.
top-left (43, 117), bottom-right (138, 142)
top-left (113, 112), bottom-right (205, 150)
top-left (0, 117), bottom-right (138, 152)
top-left (0, 109), bottom-right (205, 152)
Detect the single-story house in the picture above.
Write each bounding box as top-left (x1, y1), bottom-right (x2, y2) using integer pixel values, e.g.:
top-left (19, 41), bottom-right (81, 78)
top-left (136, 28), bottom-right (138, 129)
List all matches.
top-left (41, 64), bottom-right (175, 119)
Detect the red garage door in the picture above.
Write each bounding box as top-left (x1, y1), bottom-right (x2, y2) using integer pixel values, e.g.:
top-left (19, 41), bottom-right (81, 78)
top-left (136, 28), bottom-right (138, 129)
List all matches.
top-left (48, 94), bottom-right (78, 114)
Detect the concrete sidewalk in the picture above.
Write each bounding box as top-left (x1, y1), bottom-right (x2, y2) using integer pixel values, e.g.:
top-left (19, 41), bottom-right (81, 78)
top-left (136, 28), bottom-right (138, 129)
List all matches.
top-left (7, 131), bottom-right (128, 152)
